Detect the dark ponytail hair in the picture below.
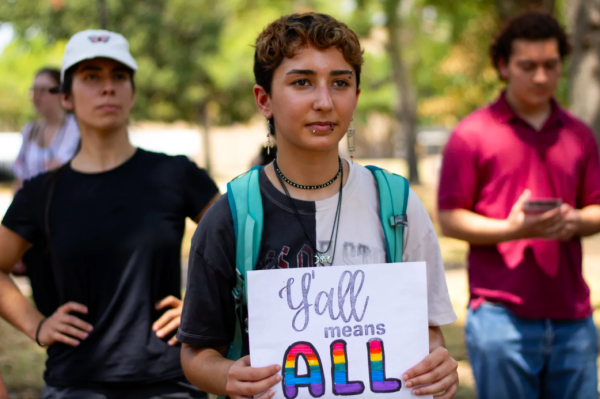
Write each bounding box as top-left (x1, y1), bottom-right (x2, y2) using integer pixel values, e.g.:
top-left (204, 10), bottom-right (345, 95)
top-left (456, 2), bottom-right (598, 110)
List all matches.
top-left (43, 164), bottom-right (69, 252)
top-left (35, 66), bottom-right (71, 248)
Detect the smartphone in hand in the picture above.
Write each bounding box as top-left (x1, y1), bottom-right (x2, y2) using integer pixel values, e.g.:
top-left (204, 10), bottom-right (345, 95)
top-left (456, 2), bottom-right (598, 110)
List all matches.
top-left (523, 198), bottom-right (562, 215)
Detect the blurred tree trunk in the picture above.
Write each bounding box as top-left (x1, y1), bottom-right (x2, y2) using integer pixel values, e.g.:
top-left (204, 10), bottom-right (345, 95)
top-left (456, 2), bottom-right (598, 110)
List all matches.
top-left (496, 0), bottom-right (555, 21)
top-left (384, 0), bottom-right (420, 184)
top-left (98, 0), bottom-right (108, 29)
top-left (568, 0), bottom-right (600, 149)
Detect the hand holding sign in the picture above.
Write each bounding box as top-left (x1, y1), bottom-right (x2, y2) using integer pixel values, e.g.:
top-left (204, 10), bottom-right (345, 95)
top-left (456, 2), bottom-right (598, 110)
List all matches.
top-left (404, 344), bottom-right (458, 398)
top-left (225, 356), bottom-right (281, 399)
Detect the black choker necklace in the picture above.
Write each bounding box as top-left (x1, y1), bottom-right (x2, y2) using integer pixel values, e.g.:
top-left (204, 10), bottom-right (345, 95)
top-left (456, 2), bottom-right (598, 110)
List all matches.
top-left (274, 158), bottom-right (342, 190)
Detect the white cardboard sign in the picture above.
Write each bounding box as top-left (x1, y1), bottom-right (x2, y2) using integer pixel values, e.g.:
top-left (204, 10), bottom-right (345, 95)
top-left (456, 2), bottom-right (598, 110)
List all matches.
top-left (247, 262), bottom-right (431, 399)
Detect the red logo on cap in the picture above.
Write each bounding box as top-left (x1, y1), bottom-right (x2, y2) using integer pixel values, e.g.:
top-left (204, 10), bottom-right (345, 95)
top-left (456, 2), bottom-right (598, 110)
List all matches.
top-left (89, 35), bottom-right (110, 43)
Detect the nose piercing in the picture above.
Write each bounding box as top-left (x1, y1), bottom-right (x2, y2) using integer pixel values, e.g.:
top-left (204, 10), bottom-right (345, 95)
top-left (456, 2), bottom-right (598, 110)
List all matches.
top-left (312, 130), bottom-right (316, 133)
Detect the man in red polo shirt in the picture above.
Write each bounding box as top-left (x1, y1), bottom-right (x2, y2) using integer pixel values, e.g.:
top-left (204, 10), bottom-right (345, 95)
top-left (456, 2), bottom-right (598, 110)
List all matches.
top-left (438, 12), bottom-right (600, 399)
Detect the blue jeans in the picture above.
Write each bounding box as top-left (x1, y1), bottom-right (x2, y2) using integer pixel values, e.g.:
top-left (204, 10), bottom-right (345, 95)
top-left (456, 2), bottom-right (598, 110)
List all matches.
top-left (466, 302), bottom-right (598, 399)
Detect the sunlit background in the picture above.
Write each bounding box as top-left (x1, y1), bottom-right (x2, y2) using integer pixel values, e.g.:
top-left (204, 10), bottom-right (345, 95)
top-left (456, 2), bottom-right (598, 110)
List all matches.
top-left (2, 1), bottom-right (599, 398)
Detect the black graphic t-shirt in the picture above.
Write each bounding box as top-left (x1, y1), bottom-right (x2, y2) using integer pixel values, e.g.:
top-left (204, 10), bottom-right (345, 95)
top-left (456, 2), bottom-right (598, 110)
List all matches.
top-left (178, 162), bottom-right (456, 355)
top-left (2, 149), bottom-right (219, 388)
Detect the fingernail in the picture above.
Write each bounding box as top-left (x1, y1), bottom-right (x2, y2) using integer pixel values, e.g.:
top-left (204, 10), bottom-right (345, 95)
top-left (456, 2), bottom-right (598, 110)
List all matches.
top-left (157, 331), bottom-right (163, 338)
top-left (82, 333), bottom-right (89, 339)
top-left (152, 325), bottom-right (158, 331)
top-left (405, 381), bottom-right (412, 388)
top-left (276, 375), bottom-right (282, 382)
top-left (269, 391), bottom-right (275, 398)
top-left (276, 365), bottom-right (282, 371)
top-left (87, 326), bottom-right (94, 332)
top-left (413, 389), bottom-right (420, 395)
top-left (403, 374), bottom-right (409, 381)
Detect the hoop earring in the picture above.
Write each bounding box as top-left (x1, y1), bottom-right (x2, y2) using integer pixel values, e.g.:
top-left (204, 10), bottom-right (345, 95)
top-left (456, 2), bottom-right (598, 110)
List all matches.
top-left (264, 121), bottom-right (274, 155)
top-left (347, 117), bottom-right (355, 164)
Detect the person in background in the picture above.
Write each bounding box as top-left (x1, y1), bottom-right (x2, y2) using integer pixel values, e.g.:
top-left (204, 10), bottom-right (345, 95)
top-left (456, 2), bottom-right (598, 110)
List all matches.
top-left (0, 29), bottom-right (219, 398)
top-left (10, 68), bottom-right (80, 279)
top-left (12, 67), bottom-right (80, 192)
top-left (438, 12), bottom-right (600, 399)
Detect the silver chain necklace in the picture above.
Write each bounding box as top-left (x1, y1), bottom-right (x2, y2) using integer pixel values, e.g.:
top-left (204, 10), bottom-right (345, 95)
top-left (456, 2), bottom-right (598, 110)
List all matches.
top-left (274, 158), bottom-right (344, 266)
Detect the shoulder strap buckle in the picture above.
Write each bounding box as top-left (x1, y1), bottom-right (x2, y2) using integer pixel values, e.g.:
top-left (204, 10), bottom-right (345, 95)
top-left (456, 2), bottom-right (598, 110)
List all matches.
top-left (389, 214), bottom-right (408, 228)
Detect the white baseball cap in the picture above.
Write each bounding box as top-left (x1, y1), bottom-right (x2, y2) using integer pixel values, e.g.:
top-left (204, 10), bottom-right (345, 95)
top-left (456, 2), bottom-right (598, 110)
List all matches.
top-left (60, 29), bottom-right (138, 83)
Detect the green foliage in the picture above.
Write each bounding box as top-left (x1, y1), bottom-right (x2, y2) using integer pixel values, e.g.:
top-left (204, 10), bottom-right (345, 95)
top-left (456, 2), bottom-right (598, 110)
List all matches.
top-left (0, 0), bottom-right (569, 132)
top-left (1, 0), bottom-right (244, 127)
top-left (416, 0), bottom-right (504, 126)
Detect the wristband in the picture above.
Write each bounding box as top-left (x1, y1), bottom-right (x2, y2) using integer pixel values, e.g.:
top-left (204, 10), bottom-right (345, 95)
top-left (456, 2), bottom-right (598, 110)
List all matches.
top-left (35, 318), bottom-right (48, 347)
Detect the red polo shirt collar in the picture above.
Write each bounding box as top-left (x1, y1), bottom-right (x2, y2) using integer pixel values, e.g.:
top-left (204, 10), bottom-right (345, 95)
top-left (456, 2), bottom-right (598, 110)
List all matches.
top-left (490, 91), bottom-right (567, 128)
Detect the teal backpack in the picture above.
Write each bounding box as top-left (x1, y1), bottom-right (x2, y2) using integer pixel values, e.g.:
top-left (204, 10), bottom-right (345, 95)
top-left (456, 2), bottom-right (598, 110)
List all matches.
top-left (224, 164), bottom-right (409, 366)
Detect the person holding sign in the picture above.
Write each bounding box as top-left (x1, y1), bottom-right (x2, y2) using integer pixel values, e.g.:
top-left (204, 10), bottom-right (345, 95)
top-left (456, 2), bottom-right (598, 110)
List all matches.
top-left (438, 12), bottom-right (600, 399)
top-left (178, 12), bottom-right (458, 399)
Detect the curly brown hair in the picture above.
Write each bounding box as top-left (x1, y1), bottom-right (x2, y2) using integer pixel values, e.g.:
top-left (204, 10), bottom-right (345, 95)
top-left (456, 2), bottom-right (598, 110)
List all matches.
top-left (490, 11), bottom-right (570, 80)
top-left (254, 12), bottom-right (364, 95)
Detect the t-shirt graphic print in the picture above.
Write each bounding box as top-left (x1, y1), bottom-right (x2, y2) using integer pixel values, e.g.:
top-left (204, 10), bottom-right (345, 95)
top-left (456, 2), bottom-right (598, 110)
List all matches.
top-left (255, 164), bottom-right (389, 270)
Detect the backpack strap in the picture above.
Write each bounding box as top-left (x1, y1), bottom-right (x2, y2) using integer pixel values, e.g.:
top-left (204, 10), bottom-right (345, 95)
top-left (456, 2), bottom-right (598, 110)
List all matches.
top-left (226, 166), bottom-right (264, 362)
top-left (365, 166), bottom-right (409, 263)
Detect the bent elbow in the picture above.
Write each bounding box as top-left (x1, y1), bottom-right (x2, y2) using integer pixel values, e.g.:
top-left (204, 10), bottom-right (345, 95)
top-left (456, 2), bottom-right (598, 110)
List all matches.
top-left (437, 211), bottom-right (455, 238)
